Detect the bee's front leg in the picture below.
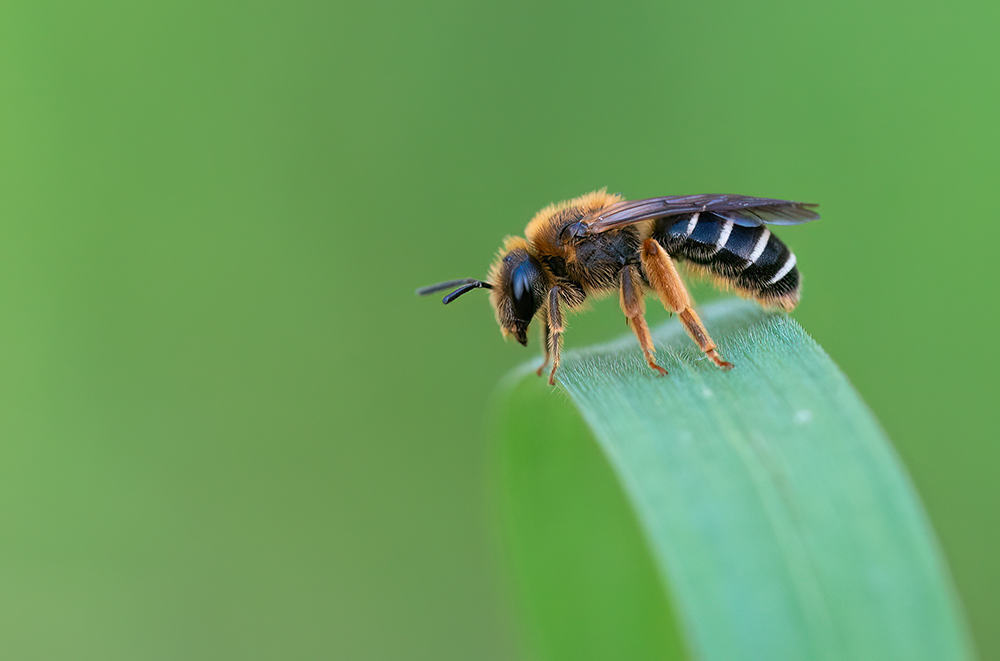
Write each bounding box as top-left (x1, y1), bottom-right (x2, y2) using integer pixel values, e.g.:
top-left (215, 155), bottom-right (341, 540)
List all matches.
top-left (535, 320), bottom-right (550, 377)
top-left (545, 286), bottom-right (564, 385)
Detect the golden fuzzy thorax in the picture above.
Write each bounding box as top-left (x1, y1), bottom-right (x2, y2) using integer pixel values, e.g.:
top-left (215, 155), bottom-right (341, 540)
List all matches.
top-left (523, 189), bottom-right (622, 246)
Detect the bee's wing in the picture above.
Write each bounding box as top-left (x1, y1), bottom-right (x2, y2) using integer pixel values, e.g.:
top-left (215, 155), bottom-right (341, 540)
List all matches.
top-left (587, 194), bottom-right (819, 233)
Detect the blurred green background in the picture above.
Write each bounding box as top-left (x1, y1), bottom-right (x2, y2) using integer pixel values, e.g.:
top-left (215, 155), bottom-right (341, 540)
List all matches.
top-left (1, 0), bottom-right (997, 659)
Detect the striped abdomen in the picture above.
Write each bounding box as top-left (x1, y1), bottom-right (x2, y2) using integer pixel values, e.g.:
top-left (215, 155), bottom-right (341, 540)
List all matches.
top-left (651, 212), bottom-right (801, 309)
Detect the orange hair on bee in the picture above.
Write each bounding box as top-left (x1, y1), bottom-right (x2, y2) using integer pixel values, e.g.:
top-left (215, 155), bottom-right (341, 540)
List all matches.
top-left (524, 189), bottom-right (622, 247)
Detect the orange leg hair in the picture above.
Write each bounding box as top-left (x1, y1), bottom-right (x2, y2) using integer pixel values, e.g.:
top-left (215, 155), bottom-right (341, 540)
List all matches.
top-left (535, 320), bottom-right (551, 378)
top-left (620, 265), bottom-right (669, 377)
top-left (640, 239), bottom-right (734, 370)
top-left (543, 286), bottom-right (564, 385)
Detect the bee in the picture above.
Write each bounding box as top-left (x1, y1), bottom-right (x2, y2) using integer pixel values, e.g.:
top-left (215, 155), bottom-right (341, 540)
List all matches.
top-left (418, 190), bottom-right (818, 384)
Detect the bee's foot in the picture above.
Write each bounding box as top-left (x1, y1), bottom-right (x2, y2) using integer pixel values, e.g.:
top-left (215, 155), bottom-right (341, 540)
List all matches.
top-left (707, 349), bottom-right (734, 370)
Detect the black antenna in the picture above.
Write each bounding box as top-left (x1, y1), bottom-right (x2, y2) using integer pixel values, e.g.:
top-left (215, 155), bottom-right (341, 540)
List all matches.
top-left (416, 278), bottom-right (493, 304)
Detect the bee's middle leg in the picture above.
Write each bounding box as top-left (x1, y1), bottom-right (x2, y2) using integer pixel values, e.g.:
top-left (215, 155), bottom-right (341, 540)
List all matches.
top-left (620, 265), bottom-right (668, 377)
top-left (640, 239), bottom-right (734, 370)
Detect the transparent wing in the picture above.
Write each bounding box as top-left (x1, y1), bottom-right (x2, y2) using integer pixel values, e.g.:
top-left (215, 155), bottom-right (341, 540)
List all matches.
top-left (586, 194), bottom-right (820, 233)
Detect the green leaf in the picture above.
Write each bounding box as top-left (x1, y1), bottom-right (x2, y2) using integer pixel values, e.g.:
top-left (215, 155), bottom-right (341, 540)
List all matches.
top-left (494, 298), bottom-right (974, 661)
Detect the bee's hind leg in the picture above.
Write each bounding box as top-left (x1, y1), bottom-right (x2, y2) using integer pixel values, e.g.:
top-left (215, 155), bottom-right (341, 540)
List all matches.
top-left (620, 265), bottom-right (668, 377)
top-left (640, 239), bottom-right (734, 370)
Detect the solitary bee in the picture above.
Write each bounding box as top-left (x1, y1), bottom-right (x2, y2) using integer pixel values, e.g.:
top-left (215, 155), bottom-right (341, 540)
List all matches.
top-left (418, 190), bottom-right (818, 384)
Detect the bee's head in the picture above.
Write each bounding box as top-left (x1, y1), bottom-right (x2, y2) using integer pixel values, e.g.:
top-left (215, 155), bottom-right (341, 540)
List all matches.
top-left (416, 238), bottom-right (547, 347)
top-left (488, 241), bottom-right (547, 346)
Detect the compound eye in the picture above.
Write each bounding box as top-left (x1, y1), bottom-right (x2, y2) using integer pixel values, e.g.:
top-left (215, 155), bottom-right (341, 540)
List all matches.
top-left (510, 263), bottom-right (537, 322)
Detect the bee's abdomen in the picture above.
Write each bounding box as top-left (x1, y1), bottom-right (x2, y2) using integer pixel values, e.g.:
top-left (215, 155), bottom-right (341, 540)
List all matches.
top-left (651, 212), bottom-right (800, 308)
